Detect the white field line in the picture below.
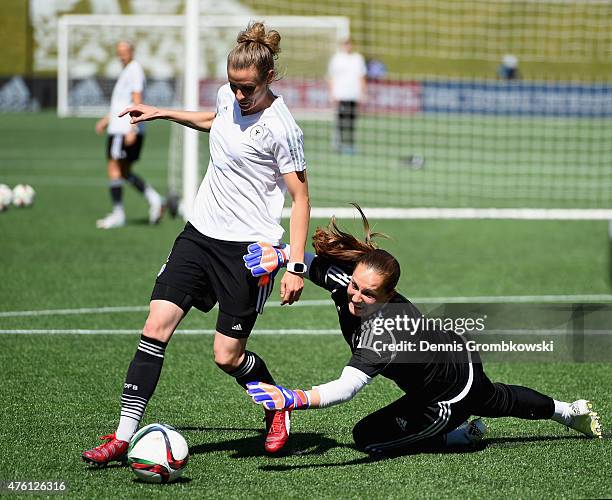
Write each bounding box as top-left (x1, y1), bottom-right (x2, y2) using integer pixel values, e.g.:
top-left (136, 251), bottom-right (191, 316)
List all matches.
top-left (1, 295), bottom-right (611, 319)
top-left (0, 306), bottom-right (150, 318)
top-left (0, 300), bottom-right (332, 318)
top-left (283, 207), bottom-right (612, 220)
top-left (0, 329), bottom-right (609, 336)
top-left (0, 329), bottom-right (339, 335)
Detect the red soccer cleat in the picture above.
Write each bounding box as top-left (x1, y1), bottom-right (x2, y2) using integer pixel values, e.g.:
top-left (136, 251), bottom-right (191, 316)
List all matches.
top-left (82, 433), bottom-right (129, 467)
top-left (264, 410), bottom-right (291, 453)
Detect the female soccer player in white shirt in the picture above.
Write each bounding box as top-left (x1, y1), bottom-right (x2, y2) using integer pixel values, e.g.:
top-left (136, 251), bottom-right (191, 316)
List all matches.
top-left (95, 41), bottom-right (164, 229)
top-left (82, 22), bottom-right (309, 465)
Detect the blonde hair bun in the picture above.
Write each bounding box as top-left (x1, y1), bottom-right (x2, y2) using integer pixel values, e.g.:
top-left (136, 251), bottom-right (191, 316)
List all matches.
top-left (237, 21), bottom-right (281, 56)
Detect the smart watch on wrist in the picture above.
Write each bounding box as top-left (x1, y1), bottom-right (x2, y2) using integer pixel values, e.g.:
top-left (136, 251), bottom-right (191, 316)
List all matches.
top-left (287, 262), bottom-right (307, 274)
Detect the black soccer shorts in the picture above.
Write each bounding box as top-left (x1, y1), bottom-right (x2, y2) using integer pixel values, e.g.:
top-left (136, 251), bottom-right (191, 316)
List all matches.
top-left (106, 134), bottom-right (144, 162)
top-left (151, 223), bottom-right (274, 338)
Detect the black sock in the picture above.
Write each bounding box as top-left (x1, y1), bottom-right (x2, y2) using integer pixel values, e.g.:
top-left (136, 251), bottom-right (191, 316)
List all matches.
top-left (229, 351), bottom-right (275, 389)
top-left (109, 179), bottom-right (123, 206)
top-left (119, 335), bottom-right (167, 434)
top-left (126, 173), bottom-right (146, 193)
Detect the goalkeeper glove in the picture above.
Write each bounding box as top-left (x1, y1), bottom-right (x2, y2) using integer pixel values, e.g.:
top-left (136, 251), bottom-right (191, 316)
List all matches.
top-left (243, 242), bottom-right (290, 278)
top-left (246, 381), bottom-right (310, 410)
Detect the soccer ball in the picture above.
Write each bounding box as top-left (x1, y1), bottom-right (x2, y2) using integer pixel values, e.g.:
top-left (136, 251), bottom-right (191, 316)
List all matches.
top-left (128, 424), bottom-right (189, 483)
top-left (12, 184), bottom-right (35, 207)
top-left (0, 184), bottom-right (12, 211)
top-left (400, 154), bottom-right (426, 169)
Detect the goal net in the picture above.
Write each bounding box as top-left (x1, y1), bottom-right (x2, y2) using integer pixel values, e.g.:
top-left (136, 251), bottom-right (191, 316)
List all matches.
top-left (57, 15), bottom-right (186, 118)
top-left (166, 14), bottom-right (350, 214)
top-left (253, 0), bottom-right (612, 220)
top-left (57, 13), bottom-right (348, 214)
top-left (58, 3), bottom-right (612, 219)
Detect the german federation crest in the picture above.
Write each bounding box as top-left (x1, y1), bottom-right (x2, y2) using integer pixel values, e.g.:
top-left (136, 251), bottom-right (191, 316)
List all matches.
top-left (250, 125), bottom-right (265, 141)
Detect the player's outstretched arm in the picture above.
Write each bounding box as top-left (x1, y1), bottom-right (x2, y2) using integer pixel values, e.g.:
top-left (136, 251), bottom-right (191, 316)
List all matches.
top-left (247, 382), bottom-right (316, 410)
top-left (119, 104), bottom-right (216, 132)
top-left (247, 367), bottom-right (371, 410)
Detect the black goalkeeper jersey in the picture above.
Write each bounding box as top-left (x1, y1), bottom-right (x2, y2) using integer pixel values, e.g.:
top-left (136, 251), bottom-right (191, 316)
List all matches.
top-left (309, 256), bottom-right (475, 404)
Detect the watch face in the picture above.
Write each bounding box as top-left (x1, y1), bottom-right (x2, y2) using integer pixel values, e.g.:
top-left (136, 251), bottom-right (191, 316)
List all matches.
top-left (289, 262), bottom-right (306, 273)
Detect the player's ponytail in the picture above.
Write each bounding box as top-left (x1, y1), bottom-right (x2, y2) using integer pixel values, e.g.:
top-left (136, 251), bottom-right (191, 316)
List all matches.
top-left (313, 204), bottom-right (400, 294)
top-left (312, 204), bottom-right (387, 262)
top-left (228, 21), bottom-right (281, 82)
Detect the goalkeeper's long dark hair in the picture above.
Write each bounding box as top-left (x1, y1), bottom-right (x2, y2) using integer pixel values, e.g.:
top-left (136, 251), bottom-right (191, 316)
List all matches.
top-left (312, 204), bottom-right (400, 294)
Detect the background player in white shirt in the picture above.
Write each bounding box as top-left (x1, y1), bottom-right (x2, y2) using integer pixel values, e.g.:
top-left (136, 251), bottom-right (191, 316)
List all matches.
top-left (82, 23), bottom-right (310, 466)
top-left (94, 41), bottom-right (163, 229)
top-left (328, 39), bottom-right (367, 154)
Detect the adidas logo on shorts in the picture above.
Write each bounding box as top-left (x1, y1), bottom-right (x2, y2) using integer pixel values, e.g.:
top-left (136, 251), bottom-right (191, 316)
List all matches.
top-left (232, 324), bottom-right (243, 331)
top-left (396, 417), bottom-right (408, 432)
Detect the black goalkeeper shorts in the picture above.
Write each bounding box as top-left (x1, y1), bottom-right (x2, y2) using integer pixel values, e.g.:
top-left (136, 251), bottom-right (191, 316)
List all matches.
top-left (152, 223), bottom-right (274, 338)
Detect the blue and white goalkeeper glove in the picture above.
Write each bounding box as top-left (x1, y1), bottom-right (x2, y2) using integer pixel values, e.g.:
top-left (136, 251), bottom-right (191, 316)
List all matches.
top-left (246, 382), bottom-right (310, 410)
top-left (243, 242), bottom-right (290, 285)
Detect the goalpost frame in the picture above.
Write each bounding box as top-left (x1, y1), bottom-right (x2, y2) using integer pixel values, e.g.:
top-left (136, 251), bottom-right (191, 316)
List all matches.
top-left (57, 14), bottom-right (185, 118)
top-left (56, 11), bottom-right (611, 223)
top-left (182, 0), bottom-right (199, 220)
top-left (57, 12), bottom-right (349, 220)
top-left (178, 8), bottom-right (350, 219)
top-left (290, 207), bottom-right (612, 220)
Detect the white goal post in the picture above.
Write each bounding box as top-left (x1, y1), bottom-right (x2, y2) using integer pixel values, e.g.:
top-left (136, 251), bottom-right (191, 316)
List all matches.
top-left (57, 11), bottom-right (349, 218)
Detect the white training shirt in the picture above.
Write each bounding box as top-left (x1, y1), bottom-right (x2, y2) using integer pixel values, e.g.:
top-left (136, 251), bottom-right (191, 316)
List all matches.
top-left (189, 83), bottom-right (306, 245)
top-left (108, 60), bottom-right (146, 135)
top-left (328, 51), bottom-right (367, 102)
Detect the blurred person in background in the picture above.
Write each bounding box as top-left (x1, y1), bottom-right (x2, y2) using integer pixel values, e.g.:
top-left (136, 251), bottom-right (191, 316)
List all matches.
top-left (95, 41), bottom-right (163, 229)
top-left (328, 39), bottom-right (367, 154)
top-left (366, 56), bottom-right (387, 81)
top-left (497, 53), bottom-right (521, 81)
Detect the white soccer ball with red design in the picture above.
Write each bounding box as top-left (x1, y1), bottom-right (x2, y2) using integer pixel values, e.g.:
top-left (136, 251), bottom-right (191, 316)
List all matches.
top-left (128, 423), bottom-right (189, 483)
top-left (12, 184), bottom-right (35, 207)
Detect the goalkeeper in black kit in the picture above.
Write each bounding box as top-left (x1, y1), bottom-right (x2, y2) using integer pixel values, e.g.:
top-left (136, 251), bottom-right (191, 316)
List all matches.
top-left (244, 206), bottom-right (602, 455)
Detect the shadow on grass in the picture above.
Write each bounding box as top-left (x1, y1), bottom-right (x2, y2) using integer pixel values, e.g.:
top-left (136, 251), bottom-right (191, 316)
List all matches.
top-left (177, 425), bottom-right (263, 433)
top-left (130, 476), bottom-right (193, 485)
top-left (83, 461), bottom-right (129, 471)
top-left (181, 426), bottom-right (343, 458)
top-left (485, 433), bottom-right (601, 447)
top-left (259, 433), bottom-right (604, 471)
top-left (259, 442), bottom-right (488, 471)
top-left (177, 427), bottom-right (601, 471)
top-left (128, 217), bottom-right (159, 227)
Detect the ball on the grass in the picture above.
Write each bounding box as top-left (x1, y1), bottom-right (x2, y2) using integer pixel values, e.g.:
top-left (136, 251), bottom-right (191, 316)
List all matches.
top-left (400, 154), bottom-right (426, 169)
top-left (0, 184), bottom-right (12, 210)
top-left (128, 423), bottom-right (189, 484)
top-left (12, 184), bottom-right (35, 207)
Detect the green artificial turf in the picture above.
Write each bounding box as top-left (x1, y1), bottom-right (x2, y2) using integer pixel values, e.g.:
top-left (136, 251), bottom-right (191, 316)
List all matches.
top-left (0, 112), bottom-right (610, 498)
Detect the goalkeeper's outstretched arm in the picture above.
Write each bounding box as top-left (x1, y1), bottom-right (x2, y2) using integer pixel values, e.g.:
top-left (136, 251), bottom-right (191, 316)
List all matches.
top-left (119, 103), bottom-right (216, 133)
top-left (247, 365), bottom-right (371, 410)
